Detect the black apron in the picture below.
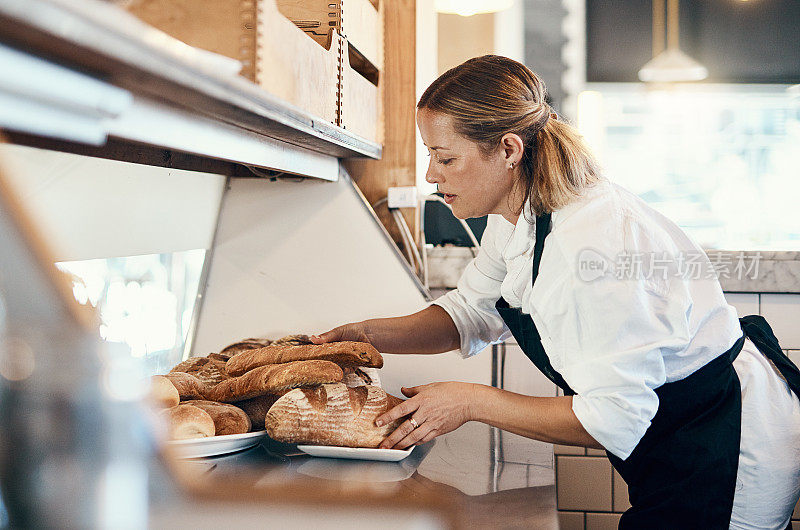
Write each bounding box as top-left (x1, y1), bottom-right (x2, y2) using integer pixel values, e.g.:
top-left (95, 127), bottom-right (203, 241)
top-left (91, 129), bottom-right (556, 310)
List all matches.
top-left (495, 212), bottom-right (800, 528)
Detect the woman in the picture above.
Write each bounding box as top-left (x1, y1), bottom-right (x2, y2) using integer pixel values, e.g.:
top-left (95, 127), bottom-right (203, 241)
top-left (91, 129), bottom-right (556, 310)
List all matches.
top-left (310, 55), bottom-right (800, 528)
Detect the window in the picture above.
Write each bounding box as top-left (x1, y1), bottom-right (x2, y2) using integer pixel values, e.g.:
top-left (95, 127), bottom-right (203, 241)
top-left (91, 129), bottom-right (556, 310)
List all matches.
top-left (56, 249), bottom-right (206, 375)
top-left (578, 84), bottom-right (800, 250)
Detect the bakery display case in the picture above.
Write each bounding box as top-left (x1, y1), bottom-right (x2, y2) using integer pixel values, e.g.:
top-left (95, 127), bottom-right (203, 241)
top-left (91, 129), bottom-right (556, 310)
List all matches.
top-left (0, 0), bottom-right (557, 527)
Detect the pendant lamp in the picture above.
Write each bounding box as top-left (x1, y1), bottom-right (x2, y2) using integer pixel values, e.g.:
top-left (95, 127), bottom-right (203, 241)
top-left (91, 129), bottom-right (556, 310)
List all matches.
top-left (434, 0), bottom-right (514, 17)
top-left (638, 0), bottom-right (708, 83)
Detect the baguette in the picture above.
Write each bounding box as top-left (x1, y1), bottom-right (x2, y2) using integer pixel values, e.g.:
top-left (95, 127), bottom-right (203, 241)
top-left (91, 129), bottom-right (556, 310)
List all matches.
top-left (206, 360), bottom-right (344, 403)
top-left (226, 341), bottom-right (383, 376)
top-left (265, 383), bottom-right (405, 448)
top-left (183, 400), bottom-right (251, 435)
top-left (164, 372), bottom-right (208, 400)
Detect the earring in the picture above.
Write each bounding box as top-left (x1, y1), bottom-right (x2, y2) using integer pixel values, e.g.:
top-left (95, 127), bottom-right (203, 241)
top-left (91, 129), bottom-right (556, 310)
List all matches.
top-left (508, 162), bottom-right (515, 169)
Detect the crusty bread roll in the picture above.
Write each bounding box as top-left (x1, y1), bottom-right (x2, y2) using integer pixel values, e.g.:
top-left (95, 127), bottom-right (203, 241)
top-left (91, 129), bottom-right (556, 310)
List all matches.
top-left (164, 372), bottom-right (208, 400)
top-left (160, 404), bottom-right (215, 440)
top-left (226, 341), bottom-right (383, 376)
top-left (235, 393), bottom-right (286, 428)
top-left (170, 356), bottom-right (229, 386)
top-left (149, 375), bottom-right (180, 408)
top-left (183, 400), bottom-right (252, 435)
top-left (207, 360), bottom-right (344, 403)
top-left (265, 383), bottom-right (405, 448)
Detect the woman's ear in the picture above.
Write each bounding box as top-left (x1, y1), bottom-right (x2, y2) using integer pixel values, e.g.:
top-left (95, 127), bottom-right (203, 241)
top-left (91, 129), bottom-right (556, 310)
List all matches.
top-left (500, 133), bottom-right (524, 168)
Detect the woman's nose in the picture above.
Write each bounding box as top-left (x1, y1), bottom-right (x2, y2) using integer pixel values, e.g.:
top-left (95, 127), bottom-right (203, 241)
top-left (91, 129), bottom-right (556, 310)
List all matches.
top-left (425, 162), bottom-right (442, 184)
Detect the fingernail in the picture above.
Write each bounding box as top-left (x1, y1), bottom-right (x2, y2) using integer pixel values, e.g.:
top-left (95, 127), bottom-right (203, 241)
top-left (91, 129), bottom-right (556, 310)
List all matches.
top-left (375, 419), bottom-right (383, 426)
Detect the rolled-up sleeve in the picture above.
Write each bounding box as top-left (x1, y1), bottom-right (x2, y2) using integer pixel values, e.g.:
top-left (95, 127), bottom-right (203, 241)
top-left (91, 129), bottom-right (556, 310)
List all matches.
top-left (432, 216), bottom-right (511, 358)
top-left (535, 240), bottom-right (692, 461)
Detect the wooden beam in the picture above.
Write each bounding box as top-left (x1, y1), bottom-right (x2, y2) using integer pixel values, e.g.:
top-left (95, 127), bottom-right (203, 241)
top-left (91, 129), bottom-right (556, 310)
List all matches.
top-left (344, 0), bottom-right (418, 256)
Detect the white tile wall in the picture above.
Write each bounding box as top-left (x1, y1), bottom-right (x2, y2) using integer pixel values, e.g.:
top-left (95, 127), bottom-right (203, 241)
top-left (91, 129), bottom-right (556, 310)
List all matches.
top-left (724, 292), bottom-right (760, 317)
top-left (760, 294), bottom-right (800, 349)
top-left (558, 511), bottom-right (584, 530)
top-left (786, 351), bottom-right (800, 368)
top-left (557, 456), bottom-right (613, 511)
top-left (585, 512), bottom-right (622, 530)
top-left (502, 343), bottom-right (557, 397)
top-left (554, 444), bottom-right (586, 455)
top-left (613, 470), bottom-right (631, 512)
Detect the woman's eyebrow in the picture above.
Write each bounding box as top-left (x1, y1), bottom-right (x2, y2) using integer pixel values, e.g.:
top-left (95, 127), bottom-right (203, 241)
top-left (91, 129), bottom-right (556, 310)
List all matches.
top-left (428, 146), bottom-right (450, 151)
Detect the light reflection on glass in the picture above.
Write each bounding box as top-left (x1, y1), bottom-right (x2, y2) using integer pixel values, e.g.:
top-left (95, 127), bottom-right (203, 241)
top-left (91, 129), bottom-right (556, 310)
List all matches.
top-left (578, 85), bottom-right (800, 250)
top-left (55, 249), bottom-right (206, 375)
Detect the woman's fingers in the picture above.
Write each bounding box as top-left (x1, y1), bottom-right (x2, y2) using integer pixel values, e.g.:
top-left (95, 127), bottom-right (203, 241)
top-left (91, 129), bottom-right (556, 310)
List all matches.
top-left (400, 385), bottom-right (423, 397)
top-left (310, 322), bottom-right (371, 344)
top-left (416, 429), bottom-right (439, 445)
top-left (375, 398), bottom-right (418, 427)
top-left (391, 420), bottom-right (434, 450)
top-left (310, 326), bottom-right (344, 344)
top-left (379, 416), bottom-right (426, 449)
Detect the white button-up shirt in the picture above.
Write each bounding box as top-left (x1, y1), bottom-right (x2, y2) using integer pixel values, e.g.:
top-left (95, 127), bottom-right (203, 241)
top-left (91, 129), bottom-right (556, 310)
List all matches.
top-left (433, 178), bottom-right (743, 460)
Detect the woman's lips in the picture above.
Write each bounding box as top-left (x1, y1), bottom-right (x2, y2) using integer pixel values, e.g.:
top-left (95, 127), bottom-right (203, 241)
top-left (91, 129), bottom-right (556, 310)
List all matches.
top-left (443, 193), bottom-right (457, 204)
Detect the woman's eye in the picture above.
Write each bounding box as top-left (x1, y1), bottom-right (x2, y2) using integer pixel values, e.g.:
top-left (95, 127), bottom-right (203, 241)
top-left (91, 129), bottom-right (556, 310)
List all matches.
top-left (439, 158), bottom-right (454, 165)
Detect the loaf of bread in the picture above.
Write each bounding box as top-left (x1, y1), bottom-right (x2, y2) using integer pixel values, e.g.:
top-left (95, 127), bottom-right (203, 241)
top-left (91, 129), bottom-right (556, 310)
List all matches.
top-left (342, 366), bottom-right (375, 387)
top-left (234, 393), bottom-right (285, 428)
top-left (182, 400), bottom-right (252, 435)
top-left (265, 383), bottom-right (405, 448)
top-left (149, 375), bottom-right (180, 408)
top-left (170, 356), bottom-right (229, 386)
top-left (206, 360), bottom-right (344, 402)
top-left (160, 403), bottom-right (215, 440)
top-left (219, 337), bottom-right (273, 359)
top-left (271, 334), bottom-right (313, 346)
top-left (164, 372), bottom-right (208, 400)
top-left (226, 341), bottom-right (383, 376)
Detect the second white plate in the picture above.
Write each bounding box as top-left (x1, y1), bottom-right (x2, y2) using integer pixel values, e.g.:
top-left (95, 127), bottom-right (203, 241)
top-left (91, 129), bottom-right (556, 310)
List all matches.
top-left (296, 444), bottom-right (414, 462)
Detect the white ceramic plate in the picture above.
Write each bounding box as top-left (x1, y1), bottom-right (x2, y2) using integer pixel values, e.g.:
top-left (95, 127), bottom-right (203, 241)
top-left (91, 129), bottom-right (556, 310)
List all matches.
top-left (296, 444), bottom-right (414, 462)
top-left (165, 431), bottom-right (267, 459)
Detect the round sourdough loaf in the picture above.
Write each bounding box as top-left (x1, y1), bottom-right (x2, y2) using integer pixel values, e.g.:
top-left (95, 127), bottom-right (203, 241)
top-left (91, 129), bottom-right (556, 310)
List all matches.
top-left (265, 383), bottom-right (405, 448)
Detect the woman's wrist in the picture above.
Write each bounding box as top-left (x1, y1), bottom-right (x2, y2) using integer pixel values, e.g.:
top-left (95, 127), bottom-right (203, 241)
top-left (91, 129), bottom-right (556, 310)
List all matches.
top-left (466, 383), bottom-right (495, 423)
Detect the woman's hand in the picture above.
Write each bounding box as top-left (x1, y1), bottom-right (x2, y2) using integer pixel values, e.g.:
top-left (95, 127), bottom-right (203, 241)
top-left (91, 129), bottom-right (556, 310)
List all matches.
top-left (375, 382), bottom-right (477, 450)
top-left (310, 321), bottom-right (372, 344)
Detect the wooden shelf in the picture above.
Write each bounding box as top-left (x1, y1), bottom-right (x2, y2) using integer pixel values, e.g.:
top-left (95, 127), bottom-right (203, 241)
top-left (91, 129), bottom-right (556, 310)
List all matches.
top-left (0, 0), bottom-right (382, 167)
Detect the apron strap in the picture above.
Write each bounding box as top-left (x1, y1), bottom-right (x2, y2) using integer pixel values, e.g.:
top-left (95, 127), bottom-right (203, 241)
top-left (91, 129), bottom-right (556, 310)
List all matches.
top-left (531, 212), bottom-right (551, 286)
top-left (740, 315), bottom-right (800, 398)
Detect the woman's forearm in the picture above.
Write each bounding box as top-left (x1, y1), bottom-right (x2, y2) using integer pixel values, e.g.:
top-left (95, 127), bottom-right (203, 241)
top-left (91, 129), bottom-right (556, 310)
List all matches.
top-left (470, 385), bottom-right (604, 449)
top-left (363, 304), bottom-right (460, 354)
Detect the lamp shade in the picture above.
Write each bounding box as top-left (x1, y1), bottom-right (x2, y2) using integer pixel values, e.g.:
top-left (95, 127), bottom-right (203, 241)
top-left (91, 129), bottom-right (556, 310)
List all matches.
top-left (638, 48), bottom-right (709, 83)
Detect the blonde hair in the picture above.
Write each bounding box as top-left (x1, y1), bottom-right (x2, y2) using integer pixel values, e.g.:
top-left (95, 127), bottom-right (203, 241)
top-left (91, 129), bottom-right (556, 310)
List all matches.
top-left (417, 55), bottom-right (602, 218)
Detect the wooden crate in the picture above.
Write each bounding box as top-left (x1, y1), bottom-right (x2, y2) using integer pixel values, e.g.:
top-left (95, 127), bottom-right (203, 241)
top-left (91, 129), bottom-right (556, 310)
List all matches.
top-left (127, 0), bottom-right (340, 125)
top-left (277, 0), bottom-right (383, 143)
top-left (276, 0), bottom-right (383, 70)
top-left (340, 40), bottom-right (382, 143)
